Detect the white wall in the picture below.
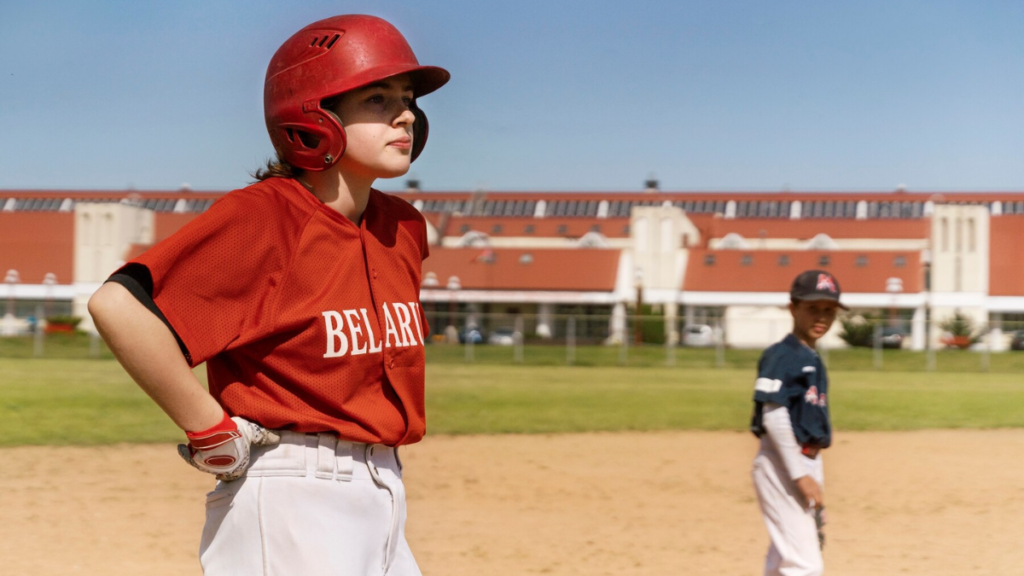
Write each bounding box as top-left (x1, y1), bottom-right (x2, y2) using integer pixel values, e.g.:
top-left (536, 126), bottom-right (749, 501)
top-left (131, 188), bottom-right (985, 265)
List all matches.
top-left (72, 203), bottom-right (154, 332)
top-left (723, 305), bottom-right (846, 349)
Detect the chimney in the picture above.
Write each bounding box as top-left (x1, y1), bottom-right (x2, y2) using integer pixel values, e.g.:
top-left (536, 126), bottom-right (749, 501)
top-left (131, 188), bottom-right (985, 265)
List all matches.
top-left (644, 174), bottom-right (659, 193)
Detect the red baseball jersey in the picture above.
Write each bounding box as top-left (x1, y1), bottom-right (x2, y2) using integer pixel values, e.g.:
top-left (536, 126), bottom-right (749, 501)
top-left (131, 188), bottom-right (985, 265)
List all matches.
top-left (126, 177), bottom-right (430, 446)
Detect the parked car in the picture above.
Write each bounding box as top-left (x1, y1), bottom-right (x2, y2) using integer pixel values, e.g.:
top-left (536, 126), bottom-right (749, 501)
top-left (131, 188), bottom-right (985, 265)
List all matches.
top-left (459, 327), bottom-right (484, 344)
top-left (682, 324), bottom-right (715, 347)
top-left (1011, 330), bottom-right (1024, 351)
top-left (487, 327), bottom-right (519, 346)
top-left (876, 327), bottom-right (906, 349)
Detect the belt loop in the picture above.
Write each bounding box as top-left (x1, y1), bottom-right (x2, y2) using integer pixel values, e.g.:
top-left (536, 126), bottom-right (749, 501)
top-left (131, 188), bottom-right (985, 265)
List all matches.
top-left (335, 439), bottom-right (354, 481)
top-left (315, 433), bottom-right (337, 480)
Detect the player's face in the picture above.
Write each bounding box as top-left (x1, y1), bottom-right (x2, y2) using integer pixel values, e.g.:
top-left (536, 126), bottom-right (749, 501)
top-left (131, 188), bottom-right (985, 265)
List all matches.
top-left (330, 75), bottom-right (417, 179)
top-left (789, 300), bottom-right (839, 344)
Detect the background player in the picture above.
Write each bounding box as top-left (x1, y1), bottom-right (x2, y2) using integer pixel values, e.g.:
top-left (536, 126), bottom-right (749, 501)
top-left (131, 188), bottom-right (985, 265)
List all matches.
top-left (88, 14), bottom-right (448, 576)
top-left (749, 270), bottom-right (845, 576)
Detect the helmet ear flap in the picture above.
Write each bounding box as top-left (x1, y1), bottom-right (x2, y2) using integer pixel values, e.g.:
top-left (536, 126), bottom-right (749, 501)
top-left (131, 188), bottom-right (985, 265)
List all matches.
top-left (410, 101), bottom-right (429, 162)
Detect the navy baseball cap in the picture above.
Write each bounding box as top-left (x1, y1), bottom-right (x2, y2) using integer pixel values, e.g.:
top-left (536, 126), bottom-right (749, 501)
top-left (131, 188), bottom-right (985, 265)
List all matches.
top-left (790, 270), bottom-right (848, 310)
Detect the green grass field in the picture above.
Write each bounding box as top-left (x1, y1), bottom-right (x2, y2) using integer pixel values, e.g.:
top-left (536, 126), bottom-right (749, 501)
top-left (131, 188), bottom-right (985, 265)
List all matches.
top-left (2, 356), bottom-right (1024, 446)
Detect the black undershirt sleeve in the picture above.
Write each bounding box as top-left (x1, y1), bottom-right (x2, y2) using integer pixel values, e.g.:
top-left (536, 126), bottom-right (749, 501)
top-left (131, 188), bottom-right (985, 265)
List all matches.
top-left (105, 263), bottom-right (192, 365)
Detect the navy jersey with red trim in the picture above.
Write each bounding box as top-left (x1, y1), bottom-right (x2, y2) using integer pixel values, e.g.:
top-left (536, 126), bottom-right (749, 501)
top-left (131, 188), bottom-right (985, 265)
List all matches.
top-left (749, 334), bottom-right (832, 448)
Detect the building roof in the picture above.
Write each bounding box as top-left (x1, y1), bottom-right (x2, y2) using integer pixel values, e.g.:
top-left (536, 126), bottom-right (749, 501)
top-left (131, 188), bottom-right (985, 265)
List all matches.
top-left (422, 248), bottom-right (619, 291)
top-left (703, 217), bottom-right (931, 241)
top-left (443, 216), bottom-right (631, 239)
top-left (683, 249), bottom-right (922, 294)
top-left (0, 213), bottom-right (75, 284)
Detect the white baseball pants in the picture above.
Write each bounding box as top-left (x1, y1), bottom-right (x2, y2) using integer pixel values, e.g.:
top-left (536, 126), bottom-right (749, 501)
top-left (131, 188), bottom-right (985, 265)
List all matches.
top-left (199, 431), bottom-right (420, 576)
top-left (752, 444), bottom-right (825, 576)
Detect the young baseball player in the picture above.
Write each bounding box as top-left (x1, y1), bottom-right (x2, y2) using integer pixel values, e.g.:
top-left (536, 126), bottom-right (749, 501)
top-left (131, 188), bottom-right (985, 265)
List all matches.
top-left (88, 15), bottom-right (448, 576)
top-left (749, 269), bottom-right (845, 576)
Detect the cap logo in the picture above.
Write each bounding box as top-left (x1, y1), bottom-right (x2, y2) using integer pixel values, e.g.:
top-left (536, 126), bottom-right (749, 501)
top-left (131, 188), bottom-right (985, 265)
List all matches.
top-left (816, 274), bottom-right (836, 293)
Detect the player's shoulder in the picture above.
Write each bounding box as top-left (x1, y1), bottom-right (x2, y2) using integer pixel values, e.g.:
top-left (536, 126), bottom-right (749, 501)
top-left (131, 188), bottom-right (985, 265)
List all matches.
top-left (758, 334), bottom-right (806, 374)
top-left (218, 177), bottom-right (316, 215)
top-left (760, 336), bottom-right (795, 361)
top-left (372, 189), bottom-right (426, 224)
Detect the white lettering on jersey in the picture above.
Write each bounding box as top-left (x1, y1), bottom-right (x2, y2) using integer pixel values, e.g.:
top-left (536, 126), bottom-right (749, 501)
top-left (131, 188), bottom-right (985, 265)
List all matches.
top-left (408, 301), bottom-right (424, 345)
top-left (393, 303), bottom-right (418, 347)
top-left (381, 304), bottom-right (401, 348)
top-left (360, 308), bottom-right (383, 354)
top-left (322, 302), bottom-right (425, 359)
top-left (322, 311), bottom-right (349, 358)
top-left (343, 309), bottom-right (367, 356)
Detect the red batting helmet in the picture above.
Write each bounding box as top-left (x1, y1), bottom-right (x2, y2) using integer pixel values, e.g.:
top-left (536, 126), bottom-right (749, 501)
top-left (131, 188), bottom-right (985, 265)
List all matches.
top-left (264, 15), bottom-right (450, 171)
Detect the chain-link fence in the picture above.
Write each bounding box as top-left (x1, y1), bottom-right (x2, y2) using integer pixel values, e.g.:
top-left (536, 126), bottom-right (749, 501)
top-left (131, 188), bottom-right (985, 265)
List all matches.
top-left (418, 310), bottom-right (1024, 373)
top-left (3, 309), bottom-right (1023, 373)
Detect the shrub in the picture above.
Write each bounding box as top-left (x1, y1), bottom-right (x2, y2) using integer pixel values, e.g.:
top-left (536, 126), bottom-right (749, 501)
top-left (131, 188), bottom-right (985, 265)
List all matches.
top-left (839, 315), bottom-right (875, 348)
top-left (46, 315), bottom-right (82, 328)
top-left (938, 312), bottom-right (980, 349)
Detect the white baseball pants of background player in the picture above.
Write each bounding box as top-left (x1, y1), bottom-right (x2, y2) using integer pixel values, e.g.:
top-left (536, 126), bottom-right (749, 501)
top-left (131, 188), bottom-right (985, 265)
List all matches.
top-left (752, 438), bottom-right (825, 576)
top-left (199, 431), bottom-right (420, 576)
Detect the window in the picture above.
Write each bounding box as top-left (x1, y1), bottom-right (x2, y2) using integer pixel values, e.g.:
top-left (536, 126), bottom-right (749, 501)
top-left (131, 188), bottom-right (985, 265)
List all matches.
top-left (704, 254), bottom-right (716, 266)
top-left (967, 219), bottom-right (975, 252)
top-left (591, 224), bottom-right (601, 232)
top-left (524, 224), bottom-right (535, 234)
top-left (491, 224), bottom-right (502, 234)
top-left (460, 224), bottom-right (470, 234)
top-left (557, 224), bottom-right (568, 234)
top-left (855, 255), bottom-right (868, 267)
top-left (818, 255), bottom-right (830, 267)
top-left (941, 218), bottom-right (948, 252)
top-left (741, 254), bottom-right (753, 266)
top-left (778, 255), bottom-right (790, 266)
top-left (622, 225), bottom-right (630, 235)
top-left (894, 256), bottom-right (906, 268)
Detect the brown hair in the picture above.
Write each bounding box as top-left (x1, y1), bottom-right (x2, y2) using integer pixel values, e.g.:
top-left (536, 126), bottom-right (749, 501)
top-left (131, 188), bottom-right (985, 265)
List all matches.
top-left (252, 96), bottom-right (345, 183)
top-left (251, 154), bottom-right (305, 182)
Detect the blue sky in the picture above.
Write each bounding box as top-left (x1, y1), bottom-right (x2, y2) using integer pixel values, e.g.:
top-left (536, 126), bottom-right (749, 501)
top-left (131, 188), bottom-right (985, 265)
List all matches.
top-left (2, 0), bottom-right (1023, 193)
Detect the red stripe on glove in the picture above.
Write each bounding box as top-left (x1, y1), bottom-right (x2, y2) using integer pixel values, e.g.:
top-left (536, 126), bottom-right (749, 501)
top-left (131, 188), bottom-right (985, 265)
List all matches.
top-left (185, 412), bottom-right (242, 450)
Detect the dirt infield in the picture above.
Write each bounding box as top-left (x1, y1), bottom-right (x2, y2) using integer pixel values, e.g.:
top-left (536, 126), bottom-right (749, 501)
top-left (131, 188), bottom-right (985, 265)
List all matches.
top-left (2, 430), bottom-right (1022, 575)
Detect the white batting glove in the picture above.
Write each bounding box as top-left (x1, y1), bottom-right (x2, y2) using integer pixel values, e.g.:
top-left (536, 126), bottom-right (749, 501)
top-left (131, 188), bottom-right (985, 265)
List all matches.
top-left (177, 412), bottom-right (280, 481)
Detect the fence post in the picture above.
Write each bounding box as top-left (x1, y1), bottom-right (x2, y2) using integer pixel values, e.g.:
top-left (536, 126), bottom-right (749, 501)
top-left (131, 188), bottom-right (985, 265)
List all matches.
top-left (981, 326), bottom-right (991, 372)
top-left (513, 314), bottom-right (524, 365)
top-left (618, 316), bottom-right (628, 366)
top-left (33, 304), bottom-right (44, 358)
top-left (566, 316), bottom-right (576, 366)
top-left (665, 315), bottom-right (676, 367)
top-left (714, 320), bottom-right (725, 368)
top-left (873, 324), bottom-right (883, 370)
top-left (926, 319), bottom-right (936, 371)
top-left (89, 331), bottom-right (101, 359)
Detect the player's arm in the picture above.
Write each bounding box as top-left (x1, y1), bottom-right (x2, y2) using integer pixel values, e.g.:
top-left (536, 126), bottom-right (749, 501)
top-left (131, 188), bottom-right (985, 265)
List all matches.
top-left (88, 282), bottom-right (223, 432)
top-left (762, 402), bottom-right (823, 508)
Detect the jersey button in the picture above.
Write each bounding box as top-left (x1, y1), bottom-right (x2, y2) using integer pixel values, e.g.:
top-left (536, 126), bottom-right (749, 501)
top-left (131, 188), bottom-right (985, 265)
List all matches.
top-left (372, 269), bottom-right (378, 279)
top-left (389, 358), bottom-right (395, 369)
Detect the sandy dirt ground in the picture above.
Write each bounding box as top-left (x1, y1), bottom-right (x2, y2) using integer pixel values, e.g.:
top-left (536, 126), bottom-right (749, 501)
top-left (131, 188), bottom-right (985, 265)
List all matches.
top-left (2, 430), bottom-right (1023, 575)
